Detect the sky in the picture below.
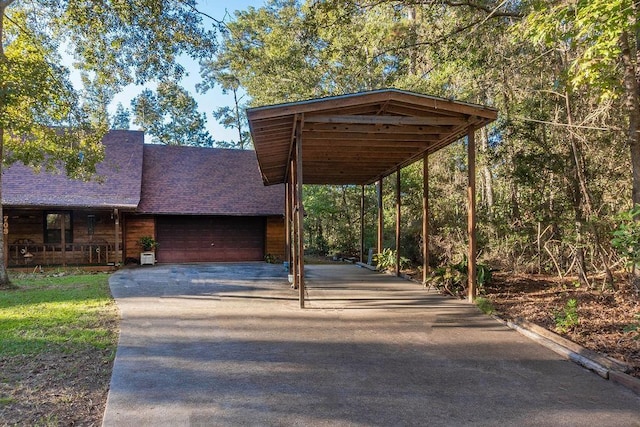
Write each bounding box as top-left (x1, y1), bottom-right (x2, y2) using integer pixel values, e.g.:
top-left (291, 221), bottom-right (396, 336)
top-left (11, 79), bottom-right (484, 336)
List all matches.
top-left (105, 0), bottom-right (267, 143)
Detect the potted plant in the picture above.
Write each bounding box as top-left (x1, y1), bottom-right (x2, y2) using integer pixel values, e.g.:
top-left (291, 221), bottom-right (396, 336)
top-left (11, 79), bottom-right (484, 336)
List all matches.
top-left (139, 236), bottom-right (158, 265)
top-left (139, 236), bottom-right (158, 251)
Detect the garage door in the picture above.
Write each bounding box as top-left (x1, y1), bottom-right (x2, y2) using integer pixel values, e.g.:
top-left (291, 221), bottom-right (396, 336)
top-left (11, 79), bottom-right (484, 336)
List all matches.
top-left (155, 216), bottom-right (265, 263)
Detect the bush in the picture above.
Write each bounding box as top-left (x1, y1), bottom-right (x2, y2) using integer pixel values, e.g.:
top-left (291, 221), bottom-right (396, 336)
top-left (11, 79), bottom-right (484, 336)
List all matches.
top-left (426, 256), bottom-right (493, 298)
top-left (554, 298), bottom-right (579, 334)
top-left (373, 248), bottom-right (410, 271)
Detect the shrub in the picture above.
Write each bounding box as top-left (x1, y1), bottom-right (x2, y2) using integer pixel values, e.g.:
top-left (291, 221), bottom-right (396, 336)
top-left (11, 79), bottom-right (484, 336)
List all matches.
top-left (425, 255), bottom-right (493, 298)
top-left (554, 298), bottom-right (579, 334)
top-left (373, 248), bottom-right (410, 271)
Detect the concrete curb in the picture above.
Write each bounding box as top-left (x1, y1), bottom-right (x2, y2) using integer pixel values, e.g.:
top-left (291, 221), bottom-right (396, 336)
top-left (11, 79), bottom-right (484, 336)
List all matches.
top-left (494, 315), bottom-right (640, 396)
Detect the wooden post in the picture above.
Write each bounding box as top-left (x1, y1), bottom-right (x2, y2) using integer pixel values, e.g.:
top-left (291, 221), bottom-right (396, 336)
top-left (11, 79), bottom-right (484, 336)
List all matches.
top-left (360, 185), bottom-right (365, 263)
top-left (3, 215), bottom-right (8, 268)
top-left (61, 212), bottom-right (66, 267)
top-left (467, 128), bottom-right (477, 302)
top-left (377, 179), bottom-right (383, 255)
top-left (285, 182), bottom-right (291, 273)
top-left (395, 168), bottom-right (401, 277)
top-left (295, 122), bottom-right (305, 308)
top-left (290, 158), bottom-right (298, 289)
top-left (423, 153), bottom-right (429, 285)
top-left (114, 208), bottom-right (120, 265)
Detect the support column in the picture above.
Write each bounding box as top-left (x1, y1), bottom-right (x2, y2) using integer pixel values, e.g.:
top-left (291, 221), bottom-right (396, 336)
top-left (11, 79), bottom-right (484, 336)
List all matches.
top-left (295, 123), bottom-right (305, 308)
top-left (114, 208), bottom-right (120, 265)
top-left (285, 182), bottom-right (291, 273)
top-left (377, 179), bottom-right (383, 255)
top-left (360, 185), bottom-right (365, 263)
top-left (467, 128), bottom-right (477, 302)
top-left (395, 168), bottom-right (401, 277)
top-left (61, 212), bottom-right (66, 267)
top-left (290, 158), bottom-right (298, 289)
top-left (423, 153), bottom-right (429, 285)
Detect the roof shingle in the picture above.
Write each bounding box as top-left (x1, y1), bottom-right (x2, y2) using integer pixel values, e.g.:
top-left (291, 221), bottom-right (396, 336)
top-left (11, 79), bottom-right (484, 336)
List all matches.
top-left (2, 130), bottom-right (144, 209)
top-left (136, 145), bottom-right (284, 216)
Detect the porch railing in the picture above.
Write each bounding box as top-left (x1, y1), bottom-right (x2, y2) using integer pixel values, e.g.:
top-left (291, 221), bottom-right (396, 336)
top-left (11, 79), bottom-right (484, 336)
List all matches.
top-left (8, 241), bottom-right (115, 267)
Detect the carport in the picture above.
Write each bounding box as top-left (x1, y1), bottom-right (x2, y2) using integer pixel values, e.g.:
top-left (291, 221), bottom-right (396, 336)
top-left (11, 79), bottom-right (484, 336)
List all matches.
top-left (247, 89), bottom-right (497, 308)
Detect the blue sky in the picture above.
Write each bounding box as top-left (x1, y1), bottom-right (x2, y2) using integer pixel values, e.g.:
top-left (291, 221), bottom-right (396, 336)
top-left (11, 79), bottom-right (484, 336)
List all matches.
top-left (107, 0), bottom-right (267, 142)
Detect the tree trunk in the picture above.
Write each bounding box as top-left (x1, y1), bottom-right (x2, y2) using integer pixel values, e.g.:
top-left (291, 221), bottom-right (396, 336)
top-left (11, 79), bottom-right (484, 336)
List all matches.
top-left (0, 2), bottom-right (13, 286)
top-left (564, 91), bottom-right (590, 286)
top-left (480, 126), bottom-right (493, 214)
top-left (232, 86), bottom-right (244, 149)
top-left (620, 30), bottom-right (640, 206)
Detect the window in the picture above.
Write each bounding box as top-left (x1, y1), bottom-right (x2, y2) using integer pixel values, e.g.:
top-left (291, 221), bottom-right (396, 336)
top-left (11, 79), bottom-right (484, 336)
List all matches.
top-left (44, 212), bottom-right (73, 244)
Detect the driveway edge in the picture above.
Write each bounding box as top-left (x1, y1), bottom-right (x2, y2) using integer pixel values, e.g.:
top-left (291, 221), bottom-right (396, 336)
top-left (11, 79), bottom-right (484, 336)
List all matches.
top-left (494, 315), bottom-right (640, 395)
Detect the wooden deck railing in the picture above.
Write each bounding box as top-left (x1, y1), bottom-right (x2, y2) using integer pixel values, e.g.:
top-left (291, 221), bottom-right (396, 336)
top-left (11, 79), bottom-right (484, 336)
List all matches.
top-left (8, 242), bottom-right (115, 267)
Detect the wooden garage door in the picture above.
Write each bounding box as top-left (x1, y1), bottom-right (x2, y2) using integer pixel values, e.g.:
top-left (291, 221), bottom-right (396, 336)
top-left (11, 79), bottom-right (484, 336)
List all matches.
top-left (155, 216), bottom-right (265, 263)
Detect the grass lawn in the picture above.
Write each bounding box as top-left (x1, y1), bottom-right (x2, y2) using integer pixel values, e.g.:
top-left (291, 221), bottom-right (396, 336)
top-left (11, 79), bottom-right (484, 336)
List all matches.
top-left (0, 271), bottom-right (119, 426)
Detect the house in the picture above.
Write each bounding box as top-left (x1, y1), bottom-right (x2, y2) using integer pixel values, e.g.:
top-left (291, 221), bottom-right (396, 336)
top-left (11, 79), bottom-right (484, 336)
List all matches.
top-left (2, 130), bottom-right (285, 268)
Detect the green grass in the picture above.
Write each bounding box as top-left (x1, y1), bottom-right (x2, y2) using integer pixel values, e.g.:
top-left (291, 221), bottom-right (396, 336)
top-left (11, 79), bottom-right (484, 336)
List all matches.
top-left (475, 297), bottom-right (495, 315)
top-left (0, 272), bottom-right (118, 357)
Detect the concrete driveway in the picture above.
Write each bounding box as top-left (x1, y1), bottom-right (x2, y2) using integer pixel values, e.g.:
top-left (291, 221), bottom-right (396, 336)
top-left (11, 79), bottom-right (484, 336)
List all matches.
top-left (102, 263), bottom-right (640, 426)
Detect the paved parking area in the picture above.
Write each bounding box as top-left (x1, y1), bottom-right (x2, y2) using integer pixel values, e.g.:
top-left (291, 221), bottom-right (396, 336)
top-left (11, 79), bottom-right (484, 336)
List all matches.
top-left (103, 263), bottom-right (640, 426)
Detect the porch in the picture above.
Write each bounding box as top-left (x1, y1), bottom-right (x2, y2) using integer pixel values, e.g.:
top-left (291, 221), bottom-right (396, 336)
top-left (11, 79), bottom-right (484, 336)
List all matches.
top-left (8, 240), bottom-right (116, 267)
top-left (4, 208), bottom-right (122, 268)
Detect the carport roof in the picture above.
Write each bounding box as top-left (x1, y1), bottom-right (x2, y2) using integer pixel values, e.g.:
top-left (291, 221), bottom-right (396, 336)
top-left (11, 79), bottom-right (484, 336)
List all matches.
top-left (247, 89), bottom-right (498, 186)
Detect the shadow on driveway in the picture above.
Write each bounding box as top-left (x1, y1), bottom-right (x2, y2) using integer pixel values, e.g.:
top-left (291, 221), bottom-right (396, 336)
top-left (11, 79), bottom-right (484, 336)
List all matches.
top-left (103, 263), bottom-right (640, 426)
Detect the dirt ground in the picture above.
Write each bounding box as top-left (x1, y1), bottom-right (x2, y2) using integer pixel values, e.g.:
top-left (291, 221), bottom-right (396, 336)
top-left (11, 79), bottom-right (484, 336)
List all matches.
top-left (483, 273), bottom-right (640, 379)
top-left (0, 349), bottom-right (115, 426)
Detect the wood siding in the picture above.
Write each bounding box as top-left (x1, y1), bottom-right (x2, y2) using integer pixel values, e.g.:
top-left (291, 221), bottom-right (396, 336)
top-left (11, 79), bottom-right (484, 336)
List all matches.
top-left (123, 215), bottom-right (155, 262)
top-left (265, 216), bottom-right (285, 261)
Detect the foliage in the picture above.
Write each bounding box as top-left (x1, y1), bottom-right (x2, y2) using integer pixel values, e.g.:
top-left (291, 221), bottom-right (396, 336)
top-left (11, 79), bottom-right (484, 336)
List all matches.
top-left (111, 102), bottom-right (131, 129)
top-left (131, 81), bottom-right (213, 146)
top-left (475, 297), bottom-right (495, 315)
top-left (426, 257), bottom-right (493, 298)
top-left (554, 298), bottom-right (580, 334)
top-left (138, 236), bottom-right (158, 251)
top-left (373, 248), bottom-right (410, 272)
top-left (0, 11), bottom-right (106, 179)
top-left (0, 0), bottom-right (221, 286)
top-left (611, 206), bottom-right (640, 269)
top-left (623, 313), bottom-right (640, 339)
top-left (264, 253), bottom-right (279, 263)
top-left (0, 272), bottom-right (117, 356)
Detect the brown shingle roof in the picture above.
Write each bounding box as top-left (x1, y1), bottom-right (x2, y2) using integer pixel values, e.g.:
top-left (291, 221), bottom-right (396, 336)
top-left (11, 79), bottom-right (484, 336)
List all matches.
top-left (137, 145), bottom-right (284, 216)
top-left (2, 130), bottom-right (144, 209)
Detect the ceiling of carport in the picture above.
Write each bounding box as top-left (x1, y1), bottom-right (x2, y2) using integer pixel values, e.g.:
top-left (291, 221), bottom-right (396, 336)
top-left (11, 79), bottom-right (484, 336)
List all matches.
top-left (247, 89), bottom-right (498, 186)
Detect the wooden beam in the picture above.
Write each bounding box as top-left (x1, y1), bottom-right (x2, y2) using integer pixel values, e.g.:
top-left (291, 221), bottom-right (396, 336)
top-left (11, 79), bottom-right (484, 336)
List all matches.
top-left (283, 114), bottom-right (299, 184)
top-left (302, 131), bottom-right (439, 142)
top-left (290, 157), bottom-right (298, 290)
top-left (61, 211), bottom-right (66, 267)
top-left (114, 208), bottom-right (120, 265)
top-left (295, 118), bottom-right (305, 308)
top-left (377, 179), bottom-right (383, 255)
top-left (423, 153), bottom-right (429, 285)
top-left (467, 128), bottom-right (477, 302)
top-left (303, 114), bottom-right (468, 126)
top-left (395, 168), bottom-right (401, 277)
top-left (360, 185), bottom-right (365, 263)
top-left (285, 182), bottom-right (291, 274)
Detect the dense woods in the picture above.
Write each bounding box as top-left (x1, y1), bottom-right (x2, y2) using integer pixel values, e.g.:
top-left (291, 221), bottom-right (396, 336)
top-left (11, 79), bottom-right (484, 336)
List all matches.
top-left (204, 0), bottom-right (640, 293)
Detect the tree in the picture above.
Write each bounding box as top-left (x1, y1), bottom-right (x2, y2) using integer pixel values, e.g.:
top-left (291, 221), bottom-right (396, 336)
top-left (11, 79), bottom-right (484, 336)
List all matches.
top-left (199, 63), bottom-right (251, 149)
top-left (521, 0), bottom-right (639, 205)
top-left (0, 0), bottom-right (219, 285)
top-left (131, 81), bottom-right (213, 146)
top-left (111, 103), bottom-right (131, 130)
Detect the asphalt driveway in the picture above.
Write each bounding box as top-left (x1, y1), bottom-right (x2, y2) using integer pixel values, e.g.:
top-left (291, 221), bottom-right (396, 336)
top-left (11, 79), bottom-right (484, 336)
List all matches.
top-left (102, 263), bottom-right (640, 426)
